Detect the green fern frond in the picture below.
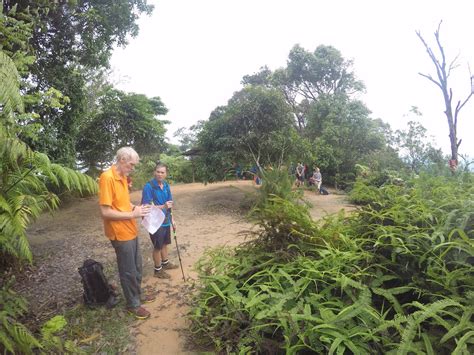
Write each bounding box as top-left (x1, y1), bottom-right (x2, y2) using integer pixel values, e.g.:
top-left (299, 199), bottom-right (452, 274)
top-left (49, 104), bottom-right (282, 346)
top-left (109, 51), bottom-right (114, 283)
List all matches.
top-left (440, 310), bottom-right (473, 344)
top-left (0, 195), bottom-right (12, 213)
top-left (14, 233), bottom-right (33, 262)
top-left (372, 287), bottom-right (412, 315)
top-left (49, 164), bottom-right (70, 189)
top-left (452, 330), bottom-right (474, 355)
top-left (1, 137), bottom-right (30, 171)
top-left (9, 323), bottom-right (41, 354)
top-left (0, 329), bottom-right (15, 353)
top-left (65, 167), bottom-right (82, 193)
top-left (397, 299), bottom-right (462, 355)
top-left (421, 333), bottom-right (435, 355)
top-left (0, 50), bottom-right (24, 118)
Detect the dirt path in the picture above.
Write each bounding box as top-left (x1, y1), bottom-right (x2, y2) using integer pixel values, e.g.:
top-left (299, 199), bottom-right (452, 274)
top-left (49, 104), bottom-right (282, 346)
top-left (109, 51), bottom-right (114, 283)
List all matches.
top-left (22, 181), bottom-right (353, 353)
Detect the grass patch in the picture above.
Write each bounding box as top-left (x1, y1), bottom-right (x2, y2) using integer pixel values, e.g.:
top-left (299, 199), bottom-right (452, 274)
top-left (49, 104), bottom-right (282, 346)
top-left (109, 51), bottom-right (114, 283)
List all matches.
top-left (62, 300), bottom-right (136, 354)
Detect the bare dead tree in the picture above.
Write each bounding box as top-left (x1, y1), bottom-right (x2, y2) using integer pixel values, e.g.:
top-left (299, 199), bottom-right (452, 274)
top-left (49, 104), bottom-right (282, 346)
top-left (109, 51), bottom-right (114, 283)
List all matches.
top-left (416, 21), bottom-right (473, 171)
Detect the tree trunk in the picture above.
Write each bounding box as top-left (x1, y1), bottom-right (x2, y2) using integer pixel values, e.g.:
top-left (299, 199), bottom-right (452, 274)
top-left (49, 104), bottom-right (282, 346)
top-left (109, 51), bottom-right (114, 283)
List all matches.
top-left (416, 23), bottom-right (472, 172)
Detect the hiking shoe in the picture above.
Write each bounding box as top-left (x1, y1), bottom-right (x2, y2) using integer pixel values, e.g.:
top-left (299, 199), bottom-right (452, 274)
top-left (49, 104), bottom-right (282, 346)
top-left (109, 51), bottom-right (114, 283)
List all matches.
top-left (141, 294), bottom-right (156, 304)
top-left (127, 306), bottom-right (150, 320)
top-left (162, 261), bottom-right (179, 270)
top-left (154, 269), bottom-right (171, 279)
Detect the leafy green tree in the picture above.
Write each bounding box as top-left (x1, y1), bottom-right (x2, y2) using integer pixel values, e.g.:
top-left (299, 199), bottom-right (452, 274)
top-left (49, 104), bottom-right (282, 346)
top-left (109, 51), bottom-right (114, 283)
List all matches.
top-left (1, 4), bottom-right (97, 263)
top-left (76, 89), bottom-right (168, 176)
top-left (3, 0), bottom-right (154, 166)
top-left (196, 86), bottom-right (302, 181)
top-left (1, 51), bottom-right (97, 264)
top-left (240, 44), bottom-right (396, 186)
top-left (305, 95), bottom-right (394, 186)
top-left (173, 120), bottom-right (205, 152)
top-left (243, 45), bottom-right (365, 130)
top-left (395, 119), bottom-right (444, 173)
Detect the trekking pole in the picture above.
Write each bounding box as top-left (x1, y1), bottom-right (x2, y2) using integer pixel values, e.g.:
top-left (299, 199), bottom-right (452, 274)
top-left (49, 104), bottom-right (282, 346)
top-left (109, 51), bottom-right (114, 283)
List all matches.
top-left (169, 209), bottom-right (186, 282)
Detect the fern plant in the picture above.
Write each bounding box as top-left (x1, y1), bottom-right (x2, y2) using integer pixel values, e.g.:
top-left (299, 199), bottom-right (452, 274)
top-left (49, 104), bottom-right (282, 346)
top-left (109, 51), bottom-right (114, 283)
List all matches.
top-left (1, 48), bottom-right (97, 262)
top-left (190, 173), bottom-right (474, 353)
top-left (0, 40), bottom-right (97, 353)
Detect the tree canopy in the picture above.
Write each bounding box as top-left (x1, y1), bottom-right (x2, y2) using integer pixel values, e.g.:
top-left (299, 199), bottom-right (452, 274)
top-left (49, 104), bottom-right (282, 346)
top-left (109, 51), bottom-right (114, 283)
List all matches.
top-left (77, 89), bottom-right (168, 175)
top-left (3, 0), bottom-right (154, 166)
top-left (198, 44), bottom-right (400, 185)
top-left (196, 86), bottom-right (303, 181)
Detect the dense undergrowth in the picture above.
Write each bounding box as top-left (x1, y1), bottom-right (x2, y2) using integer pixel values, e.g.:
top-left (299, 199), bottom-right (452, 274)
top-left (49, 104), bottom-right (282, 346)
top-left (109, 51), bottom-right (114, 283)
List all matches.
top-left (189, 173), bottom-right (473, 354)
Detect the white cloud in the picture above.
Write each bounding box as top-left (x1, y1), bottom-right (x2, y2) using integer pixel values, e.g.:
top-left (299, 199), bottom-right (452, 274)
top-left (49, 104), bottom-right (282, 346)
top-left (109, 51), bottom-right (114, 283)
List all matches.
top-left (110, 0), bottom-right (474, 157)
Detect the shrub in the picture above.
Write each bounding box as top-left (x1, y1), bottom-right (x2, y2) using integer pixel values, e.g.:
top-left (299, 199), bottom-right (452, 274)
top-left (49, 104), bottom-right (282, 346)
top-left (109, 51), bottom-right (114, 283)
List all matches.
top-left (189, 173), bottom-right (474, 353)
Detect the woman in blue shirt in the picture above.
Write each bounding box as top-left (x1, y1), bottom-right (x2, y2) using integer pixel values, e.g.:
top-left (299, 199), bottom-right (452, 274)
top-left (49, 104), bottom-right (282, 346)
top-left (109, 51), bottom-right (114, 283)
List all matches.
top-left (141, 162), bottom-right (177, 279)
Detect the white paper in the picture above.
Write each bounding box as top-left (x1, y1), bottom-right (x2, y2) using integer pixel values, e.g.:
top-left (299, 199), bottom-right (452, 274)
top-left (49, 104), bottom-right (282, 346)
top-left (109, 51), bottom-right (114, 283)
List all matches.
top-left (141, 206), bottom-right (166, 234)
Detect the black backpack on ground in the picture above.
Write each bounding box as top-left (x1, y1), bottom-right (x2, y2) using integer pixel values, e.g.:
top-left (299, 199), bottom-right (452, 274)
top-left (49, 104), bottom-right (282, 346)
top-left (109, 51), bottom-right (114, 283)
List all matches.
top-left (320, 186), bottom-right (329, 195)
top-left (78, 259), bottom-right (119, 308)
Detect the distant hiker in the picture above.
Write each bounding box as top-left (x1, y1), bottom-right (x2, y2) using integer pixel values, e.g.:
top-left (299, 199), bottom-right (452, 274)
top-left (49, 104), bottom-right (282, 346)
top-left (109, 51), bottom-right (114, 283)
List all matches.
top-left (141, 162), bottom-right (178, 279)
top-left (234, 162), bottom-right (242, 180)
top-left (295, 163), bottom-right (305, 187)
top-left (313, 167), bottom-right (322, 192)
top-left (250, 165), bottom-right (261, 185)
top-left (99, 147), bottom-right (155, 320)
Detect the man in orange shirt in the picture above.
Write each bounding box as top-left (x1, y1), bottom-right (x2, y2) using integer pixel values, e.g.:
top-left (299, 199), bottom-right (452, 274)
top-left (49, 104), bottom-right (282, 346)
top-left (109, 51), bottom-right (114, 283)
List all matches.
top-left (99, 147), bottom-right (153, 319)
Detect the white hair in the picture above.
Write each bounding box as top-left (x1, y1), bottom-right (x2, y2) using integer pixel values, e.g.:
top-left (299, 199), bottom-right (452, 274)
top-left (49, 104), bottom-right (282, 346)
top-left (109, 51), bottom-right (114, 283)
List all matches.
top-left (115, 147), bottom-right (139, 162)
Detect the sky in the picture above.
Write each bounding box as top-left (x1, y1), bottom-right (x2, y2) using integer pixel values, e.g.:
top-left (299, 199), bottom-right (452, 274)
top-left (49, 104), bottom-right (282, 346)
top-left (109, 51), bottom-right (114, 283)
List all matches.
top-left (110, 0), bottom-right (474, 158)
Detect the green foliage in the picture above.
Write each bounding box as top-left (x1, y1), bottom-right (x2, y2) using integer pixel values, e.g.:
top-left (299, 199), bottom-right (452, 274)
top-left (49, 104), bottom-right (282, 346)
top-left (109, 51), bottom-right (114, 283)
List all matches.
top-left (0, 280), bottom-right (77, 354)
top-left (76, 89), bottom-right (168, 175)
top-left (0, 51), bottom-right (23, 119)
top-left (0, 279), bottom-right (41, 354)
top-left (242, 45), bottom-right (365, 131)
top-left (0, 134), bottom-right (98, 262)
top-left (348, 164), bottom-right (405, 203)
top-left (253, 168), bottom-right (302, 206)
top-left (0, 4), bottom-right (35, 75)
top-left (1, 45), bottom-right (97, 263)
top-left (305, 94), bottom-right (398, 187)
top-left (241, 46), bottom-right (401, 186)
top-left (3, 0), bottom-right (154, 166)
top-left (62, 302), bottom-right (136, 354)
top-left (196, 86), bottom-right (301, 182)
top-left (130, 153), bottom-right (194, 191)
top-left (395, 114), bottom-right (445, 173)
top-left (189, 174), bottom-right (474, 353)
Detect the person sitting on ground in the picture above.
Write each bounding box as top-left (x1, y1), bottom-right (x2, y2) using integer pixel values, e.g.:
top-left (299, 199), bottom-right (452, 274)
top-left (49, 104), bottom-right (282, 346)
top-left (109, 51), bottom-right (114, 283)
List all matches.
top-left (99, 147), bottom-right (154, 320)
top-left (141, 162), bottom-right (178, 279)
top-left (313, 167), bottom-right (322, 193)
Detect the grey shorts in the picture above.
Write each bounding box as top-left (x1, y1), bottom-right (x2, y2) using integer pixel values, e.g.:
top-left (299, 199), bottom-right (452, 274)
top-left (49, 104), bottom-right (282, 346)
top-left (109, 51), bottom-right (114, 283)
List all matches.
top-left (149, 225), bottom-right (171, 250)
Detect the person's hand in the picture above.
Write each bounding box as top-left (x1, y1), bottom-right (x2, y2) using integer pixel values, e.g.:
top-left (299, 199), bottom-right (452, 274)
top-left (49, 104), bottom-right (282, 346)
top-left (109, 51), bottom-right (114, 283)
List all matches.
top-left (164, 200), bottom-right (173, 209)
top-left (172, 220), bottom-right (177, 232)
top-left (134, 204), bottom-right (151, 218)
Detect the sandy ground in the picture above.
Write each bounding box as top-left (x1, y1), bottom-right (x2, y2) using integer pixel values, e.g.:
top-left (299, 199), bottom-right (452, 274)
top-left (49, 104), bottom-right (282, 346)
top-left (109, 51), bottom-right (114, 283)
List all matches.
top-left (23, 180), bottom-right (354, 353)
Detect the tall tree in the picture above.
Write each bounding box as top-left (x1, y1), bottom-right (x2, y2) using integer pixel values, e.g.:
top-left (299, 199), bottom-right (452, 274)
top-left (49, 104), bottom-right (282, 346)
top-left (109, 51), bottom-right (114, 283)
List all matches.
top-left (242, 45), bottom-right (365, 131)
top-left (395, 120), bottom-right (444, 173)
top-left (173, 121), bottom-right (205, 152)
top-left (76, 89), bottom-right (168, 175)
top-left (196, 86), bottom-right (303, 181)
top-left (416, 21), bottom-right (473, 171)
top-left (305, 94), bottom-right (392, 185)
top-left (3, 0), bottom-right (154, 166)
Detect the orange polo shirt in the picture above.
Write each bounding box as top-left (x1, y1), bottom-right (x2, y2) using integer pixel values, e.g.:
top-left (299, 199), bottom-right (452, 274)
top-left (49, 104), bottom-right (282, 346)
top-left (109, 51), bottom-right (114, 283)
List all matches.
top-left (99, 165), bottom-right (138, 241)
